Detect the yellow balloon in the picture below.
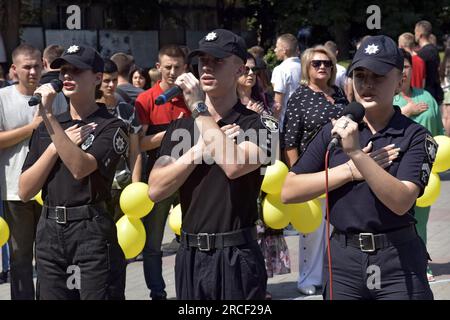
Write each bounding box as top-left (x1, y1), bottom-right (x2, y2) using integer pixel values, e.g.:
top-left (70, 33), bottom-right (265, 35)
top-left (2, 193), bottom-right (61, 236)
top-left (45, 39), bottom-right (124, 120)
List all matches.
top-left (0, 217), bottom-right (10, 247)
top-left (416, 172), bottom-right (441, 207)
top-left (119, 182), bottom-right (154, 218)
top-left (288, 199), bottom-right (323, 234)
top-left (169, 204), bottom-right (182, 236)
top-left (262, 193), bottom-right (295, 229)
top-left (261, 160), bottom-right (289, 195)
top-left (318, 193), bottom-right (326, 199)
top-left (116, 216), bottom-right (146, 259)
top-left (34, 190), bottom-right (43, 206)
top-left (432, 135), bottom-right (450, 173)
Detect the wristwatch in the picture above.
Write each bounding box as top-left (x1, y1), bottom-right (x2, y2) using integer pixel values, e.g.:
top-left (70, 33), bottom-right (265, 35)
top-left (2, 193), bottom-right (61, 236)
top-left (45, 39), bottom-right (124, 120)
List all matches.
top-left (191, 101), bottom-right (208, 119)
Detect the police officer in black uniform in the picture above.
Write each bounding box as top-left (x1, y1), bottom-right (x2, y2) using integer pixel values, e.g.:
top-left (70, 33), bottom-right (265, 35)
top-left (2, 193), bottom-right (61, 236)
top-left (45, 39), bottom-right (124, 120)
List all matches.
top-left (148, 29), bottom-right (278, 300)
top-left (282, 35), bottom-right (435, 300)
top-left (18, 45), bottom-right (128, 300)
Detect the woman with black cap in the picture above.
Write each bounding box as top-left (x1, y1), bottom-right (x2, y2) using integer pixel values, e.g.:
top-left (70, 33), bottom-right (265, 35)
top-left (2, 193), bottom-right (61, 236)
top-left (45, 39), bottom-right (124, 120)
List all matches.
top-left (282, 35), bottom-right (435, 300)
top-left (18, 45), bottom-right (127, 300)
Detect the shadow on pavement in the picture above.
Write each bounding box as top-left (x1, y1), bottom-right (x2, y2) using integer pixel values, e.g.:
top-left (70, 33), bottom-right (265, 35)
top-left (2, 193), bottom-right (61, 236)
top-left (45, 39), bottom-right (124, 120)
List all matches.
top-left (267, 281), bottom-right (299, 300)
top-left (438, 171), bottom-right (450, 181)
top-left (430, 262), bottom-right (450, 277)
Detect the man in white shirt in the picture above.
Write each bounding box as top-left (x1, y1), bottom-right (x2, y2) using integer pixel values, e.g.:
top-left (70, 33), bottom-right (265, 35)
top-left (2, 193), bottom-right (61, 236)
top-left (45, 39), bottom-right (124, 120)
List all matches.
top-left (324, 41), bottom-right (347, 91)
top-left (0, 44), bottom-right (67, 299)
top-left (271, 33), bottom-right (301, 129)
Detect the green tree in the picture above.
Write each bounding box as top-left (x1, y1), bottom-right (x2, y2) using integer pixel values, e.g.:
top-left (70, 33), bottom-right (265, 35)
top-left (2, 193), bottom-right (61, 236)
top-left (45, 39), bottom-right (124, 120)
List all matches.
top-left (0, 0), bottom-right (21, 62)
top-left (244, 0), bottom-right (449, 59)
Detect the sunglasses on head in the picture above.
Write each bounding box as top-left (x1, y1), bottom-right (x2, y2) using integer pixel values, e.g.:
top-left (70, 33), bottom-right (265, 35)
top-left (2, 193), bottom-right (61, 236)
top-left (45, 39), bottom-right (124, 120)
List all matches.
top-left (244, 66), bottom-right (259, 74)
top-left (311, 60), bottom-right (333, 69)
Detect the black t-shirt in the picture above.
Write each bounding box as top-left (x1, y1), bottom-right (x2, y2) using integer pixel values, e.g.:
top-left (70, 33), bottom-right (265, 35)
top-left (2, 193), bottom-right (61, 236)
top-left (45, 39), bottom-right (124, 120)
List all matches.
top-left (290, 106), bottom-right (437, 233)
top-left (22, 106), bottom-right (129, 206)
top-left (282, 84), bottom-right (348, 154)
top-left (157, 102), bottom-right (276, 234)
top-left (418, 44), bottom-right (444, 103)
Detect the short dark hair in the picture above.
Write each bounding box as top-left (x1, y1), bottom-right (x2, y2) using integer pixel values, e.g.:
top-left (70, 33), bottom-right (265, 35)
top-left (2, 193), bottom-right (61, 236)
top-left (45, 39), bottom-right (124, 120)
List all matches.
top-left (324, 41), bottom-right (338, 55)
top-left (248, 46), bottom-right (265, 59)
top-left (158, 45), bottom-right (187, 63)
top-left (103, 58), bottom-right (118, 74)
top-left (128, 65), bottom-right (151, 90)
top-left (43, 44), bottom-right (64, 64)
top-left (110, 52), bottom-right (134, 78)
top-left (277, 33), bottom-right (298, 56)
top-left (12, 44), bottom-right (41, 63)
top-left (416, 20), bottom-right (432, 38)
top-left (399, 48), bottom-right (412, 66)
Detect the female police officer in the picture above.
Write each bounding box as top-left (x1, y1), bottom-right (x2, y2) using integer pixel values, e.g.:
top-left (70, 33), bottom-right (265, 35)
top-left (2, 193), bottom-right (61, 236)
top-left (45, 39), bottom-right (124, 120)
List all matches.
top-left (18, 45), bottom-right (128, 299)
top-left (282, 35), bottom-right (435, 300)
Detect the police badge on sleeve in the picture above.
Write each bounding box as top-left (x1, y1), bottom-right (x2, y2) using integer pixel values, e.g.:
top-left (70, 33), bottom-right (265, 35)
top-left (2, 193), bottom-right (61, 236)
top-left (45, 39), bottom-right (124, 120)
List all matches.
top-left (421, 134), bottom-right (438, 185)
top-left (113, 128), bottom-right (129, 155)
top-left (81, 134), bottom-right (95, 151)
top-left (260, 114), bottom-right (279, 132)
top-left (424, 134), bottom-right (438, 164)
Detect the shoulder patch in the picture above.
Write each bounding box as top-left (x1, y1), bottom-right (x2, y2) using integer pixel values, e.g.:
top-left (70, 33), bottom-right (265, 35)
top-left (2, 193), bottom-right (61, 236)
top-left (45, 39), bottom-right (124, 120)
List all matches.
top-left (420, 163), bottom-right (431, 186)
top-left (81, 134), bottom-right (95, 151)
top-left (425, 134), bottom-right (438, 164)
top-left (113, 128), bottom-right (129, 155)
top-left (260, 114), bottom-right (279, 132)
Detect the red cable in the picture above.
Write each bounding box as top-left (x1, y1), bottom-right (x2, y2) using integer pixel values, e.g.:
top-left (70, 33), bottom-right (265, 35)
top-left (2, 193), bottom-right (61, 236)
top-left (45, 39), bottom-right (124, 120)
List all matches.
top-left (324, 150), bottom-right (333, 300)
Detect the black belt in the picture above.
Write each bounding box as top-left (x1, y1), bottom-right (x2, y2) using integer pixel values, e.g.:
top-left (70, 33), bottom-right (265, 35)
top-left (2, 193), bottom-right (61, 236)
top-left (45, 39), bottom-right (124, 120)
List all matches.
top-left (181, 227), bottom-right (257, 251)
top-left (43, 202), bottom-right (107, 224)
top-left (332, 225), bottom-right (418, 252)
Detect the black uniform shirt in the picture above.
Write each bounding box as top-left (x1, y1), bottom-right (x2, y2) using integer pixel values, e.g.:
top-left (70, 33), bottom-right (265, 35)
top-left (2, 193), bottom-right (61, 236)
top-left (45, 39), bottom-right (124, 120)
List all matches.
top-left (106, 101), bottom-right (142, 135)
top-left (291, 106), bottom-right (437, 233)
top-left (22, 106), bottom-right (129, 207)
top-left (157, 102), bottom-right (276, 234)
top-left (105, 102), bottom-right (142, 188)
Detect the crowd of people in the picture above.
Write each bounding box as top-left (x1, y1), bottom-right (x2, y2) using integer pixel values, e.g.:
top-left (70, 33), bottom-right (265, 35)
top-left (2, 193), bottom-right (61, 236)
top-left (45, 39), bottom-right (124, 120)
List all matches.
top-left (0, 18), bottom-right (449, 300)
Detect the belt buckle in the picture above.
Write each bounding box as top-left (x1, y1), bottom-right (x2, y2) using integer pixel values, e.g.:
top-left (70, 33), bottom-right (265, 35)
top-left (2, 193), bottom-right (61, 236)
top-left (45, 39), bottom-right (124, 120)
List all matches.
top-left (55, 206), bottom-right (67, 224)
top-left (196, 233), bottom-right (212, 251)
top-left (359, 233), bottom-right (375, 252)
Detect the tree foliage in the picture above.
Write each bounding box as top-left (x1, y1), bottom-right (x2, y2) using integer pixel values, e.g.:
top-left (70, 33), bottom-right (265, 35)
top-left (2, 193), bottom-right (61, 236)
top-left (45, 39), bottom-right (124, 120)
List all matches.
top-left (244, 0), bottom-right (449, 58)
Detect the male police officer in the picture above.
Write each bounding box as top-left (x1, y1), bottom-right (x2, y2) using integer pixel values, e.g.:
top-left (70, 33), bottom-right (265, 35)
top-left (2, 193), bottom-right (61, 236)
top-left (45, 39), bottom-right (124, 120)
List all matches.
top-left (19, 45), bottom-right (127, 299)
top-left (149, 29), bottom-right (278, 300)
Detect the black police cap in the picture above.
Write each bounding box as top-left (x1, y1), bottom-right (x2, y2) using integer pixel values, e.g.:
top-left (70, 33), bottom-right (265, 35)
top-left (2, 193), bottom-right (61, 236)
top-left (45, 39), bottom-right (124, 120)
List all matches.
top-left (51, 45), bottom-right (104, 73)
top-left (188, 29), bottom-right (247, 63)
top-left (347, 35), bottom-right (404, 76)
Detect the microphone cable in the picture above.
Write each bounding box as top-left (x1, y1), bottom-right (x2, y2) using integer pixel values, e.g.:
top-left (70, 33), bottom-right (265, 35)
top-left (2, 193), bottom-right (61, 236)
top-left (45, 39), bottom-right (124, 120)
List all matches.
top-left (324, 149), bottom-right (333, 300)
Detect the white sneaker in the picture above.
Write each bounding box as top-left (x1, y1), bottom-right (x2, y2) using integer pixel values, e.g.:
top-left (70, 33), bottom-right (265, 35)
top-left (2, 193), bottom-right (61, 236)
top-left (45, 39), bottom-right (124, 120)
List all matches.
top-left (297, 285), bottom-right (316, 295)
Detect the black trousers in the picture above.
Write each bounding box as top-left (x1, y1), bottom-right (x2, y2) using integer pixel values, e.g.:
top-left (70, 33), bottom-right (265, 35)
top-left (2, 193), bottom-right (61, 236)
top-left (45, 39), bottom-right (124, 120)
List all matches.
top-left (175, 240), bottom-right (267, 300)
top-left (36, 205), bottom-right (126, 300)
top-left (3, 200), bottom-right (41, 300)
top-left (322, 233), bottom-right (433, 300)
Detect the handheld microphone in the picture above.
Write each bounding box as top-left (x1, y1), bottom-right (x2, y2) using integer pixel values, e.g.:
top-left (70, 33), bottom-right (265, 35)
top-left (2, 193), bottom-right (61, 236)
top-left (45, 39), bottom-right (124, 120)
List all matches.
top-left (155, 85), bottom-right (182, 105)
top-left (28, 79), bottom-right (64, 107)
top-left (327, 102), bottom-right (365, 151)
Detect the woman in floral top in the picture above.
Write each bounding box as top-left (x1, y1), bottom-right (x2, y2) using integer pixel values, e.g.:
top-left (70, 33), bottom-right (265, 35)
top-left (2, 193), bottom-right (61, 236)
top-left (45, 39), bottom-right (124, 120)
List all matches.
top-left (282, 45), bottom-right (348, 296)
